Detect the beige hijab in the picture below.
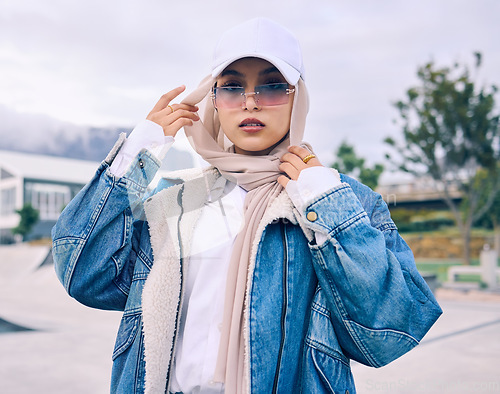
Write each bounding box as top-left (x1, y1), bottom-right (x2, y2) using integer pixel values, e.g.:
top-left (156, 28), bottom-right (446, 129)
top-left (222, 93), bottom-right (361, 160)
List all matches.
top-left (181, 73), bottom-right (309, 393)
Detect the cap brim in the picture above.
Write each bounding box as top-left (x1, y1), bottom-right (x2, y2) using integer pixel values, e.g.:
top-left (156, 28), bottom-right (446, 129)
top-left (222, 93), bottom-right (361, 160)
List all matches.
top-left (211, 53), bottom-right (300, 85)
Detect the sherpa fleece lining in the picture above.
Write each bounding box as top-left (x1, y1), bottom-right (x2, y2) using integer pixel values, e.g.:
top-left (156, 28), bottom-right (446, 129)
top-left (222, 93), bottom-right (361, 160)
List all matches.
top-left (141, 167), bottom-right (302, 393)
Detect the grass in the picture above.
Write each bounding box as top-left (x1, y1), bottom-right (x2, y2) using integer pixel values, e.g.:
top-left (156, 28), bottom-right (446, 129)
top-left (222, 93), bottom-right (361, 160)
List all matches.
top-left (416, 258), bottom-right (499, 284)
top-left (416, 260), bottom-right (461, 283)
top-left (401, 227), bottom-right (495, 238)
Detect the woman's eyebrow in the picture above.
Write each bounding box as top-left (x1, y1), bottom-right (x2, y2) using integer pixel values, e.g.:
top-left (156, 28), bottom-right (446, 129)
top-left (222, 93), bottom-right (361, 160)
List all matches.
top-left (259, 66), bottom-right (280, 75)
top-left (220, 66), bottom-right (280, 78)
top-left (220, 69), bottom-right (244, 78)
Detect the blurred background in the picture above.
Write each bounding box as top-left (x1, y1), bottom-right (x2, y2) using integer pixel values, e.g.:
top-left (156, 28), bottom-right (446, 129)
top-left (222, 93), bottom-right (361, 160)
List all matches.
top-left (1, 0), bottom-right (499, 393)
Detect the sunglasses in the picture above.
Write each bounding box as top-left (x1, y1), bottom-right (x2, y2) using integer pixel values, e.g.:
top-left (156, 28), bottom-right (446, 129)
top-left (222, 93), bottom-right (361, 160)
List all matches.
top-left (211, 83), bottom-right (295, 109)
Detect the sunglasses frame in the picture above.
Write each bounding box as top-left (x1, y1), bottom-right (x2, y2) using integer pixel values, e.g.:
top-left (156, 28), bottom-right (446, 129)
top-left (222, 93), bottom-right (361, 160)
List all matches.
top-left (211, 83), bottom-right (295, 109)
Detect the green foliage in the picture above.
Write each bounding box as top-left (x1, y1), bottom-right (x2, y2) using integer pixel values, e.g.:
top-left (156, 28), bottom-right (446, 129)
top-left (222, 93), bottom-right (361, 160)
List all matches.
top-left (415, 260), bottom-right (483, 284)
top-left (12, 204), bottom-right (40, 240)
top-left (386, 54), bottom-right (499, 180)
top-left (332, 141), bottom-right (384, 189)
top-left (472, 165), bottom-right (500, 229)
top-left (390, 208), bottom-right (455, 233)
top-left (386, 52), bottom-right (500, 263)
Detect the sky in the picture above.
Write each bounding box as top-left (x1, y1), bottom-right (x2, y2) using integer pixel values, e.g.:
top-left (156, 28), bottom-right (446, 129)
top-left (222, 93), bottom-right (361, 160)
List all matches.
top-left (1, 0), bottom-right (499, 177)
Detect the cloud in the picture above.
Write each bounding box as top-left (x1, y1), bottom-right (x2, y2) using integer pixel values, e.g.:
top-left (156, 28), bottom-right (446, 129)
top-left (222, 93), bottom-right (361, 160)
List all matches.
top-left (0, 104), bottom-right (87, 153)
top-left (1, 0), bottom-right (499, 168)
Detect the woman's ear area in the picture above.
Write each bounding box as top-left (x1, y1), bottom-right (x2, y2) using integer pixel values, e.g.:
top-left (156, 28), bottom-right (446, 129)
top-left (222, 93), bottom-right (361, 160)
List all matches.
top-left (211, 81), bottom-right (218, 111)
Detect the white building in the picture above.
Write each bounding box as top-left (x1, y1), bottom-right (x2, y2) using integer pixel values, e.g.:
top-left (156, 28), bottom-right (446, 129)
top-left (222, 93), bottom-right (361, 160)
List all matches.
top-left (0, 147), bottom-right (196, 244)
top-left (0, 150), bottom-right (99, 243)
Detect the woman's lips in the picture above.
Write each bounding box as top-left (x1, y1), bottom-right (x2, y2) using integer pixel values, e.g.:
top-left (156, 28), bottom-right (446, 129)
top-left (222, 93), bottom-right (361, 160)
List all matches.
top-left (239, 118), bottom-right (265, 133)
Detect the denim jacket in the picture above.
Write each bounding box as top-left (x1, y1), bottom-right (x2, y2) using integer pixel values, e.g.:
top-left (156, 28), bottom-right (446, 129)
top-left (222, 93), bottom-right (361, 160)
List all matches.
top-left (52, 137), bottom-right (442, 394)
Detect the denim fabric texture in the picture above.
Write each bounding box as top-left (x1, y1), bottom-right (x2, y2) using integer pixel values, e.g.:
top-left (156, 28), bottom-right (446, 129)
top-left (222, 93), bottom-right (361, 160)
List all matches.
top-left (52, 142), bottom-right (442, 394)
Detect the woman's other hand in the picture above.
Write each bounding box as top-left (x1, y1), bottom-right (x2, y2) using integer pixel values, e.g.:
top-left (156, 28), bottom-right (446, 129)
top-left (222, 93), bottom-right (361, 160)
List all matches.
top-left (278, 145), bottom-right (323, 188)
top-left (147, 85), bottom-right (199, 137)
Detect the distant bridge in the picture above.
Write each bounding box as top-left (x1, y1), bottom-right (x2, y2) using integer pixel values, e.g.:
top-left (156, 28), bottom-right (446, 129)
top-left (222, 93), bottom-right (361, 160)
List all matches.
top-left (377, 183), bottom-right (462, 210)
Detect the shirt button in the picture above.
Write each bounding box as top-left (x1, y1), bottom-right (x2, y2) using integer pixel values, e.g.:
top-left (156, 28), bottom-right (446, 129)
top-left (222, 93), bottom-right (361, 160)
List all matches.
top-left (306, 211), bottom-right (318, 222)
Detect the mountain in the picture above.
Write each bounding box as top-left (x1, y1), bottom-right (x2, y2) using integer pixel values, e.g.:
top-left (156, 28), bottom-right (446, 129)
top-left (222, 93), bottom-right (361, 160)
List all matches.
top-left (0, 105), bottom-right (193, 169)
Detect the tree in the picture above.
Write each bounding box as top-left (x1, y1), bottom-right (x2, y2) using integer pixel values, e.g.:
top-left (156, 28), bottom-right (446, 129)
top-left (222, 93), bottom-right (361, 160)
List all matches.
top-left (331, 141), bottom-right (384, 190)
top-left (473, 165), bottom-right (500, 255)
top-left (12, 204), bottom-right (40, 241)
top-left (385, 52), bottom-right (500, 264)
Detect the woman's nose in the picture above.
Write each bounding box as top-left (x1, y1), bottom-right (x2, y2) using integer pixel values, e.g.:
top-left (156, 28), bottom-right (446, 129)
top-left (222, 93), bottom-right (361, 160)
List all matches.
top-left (243, 92), bottom-right (260, 111)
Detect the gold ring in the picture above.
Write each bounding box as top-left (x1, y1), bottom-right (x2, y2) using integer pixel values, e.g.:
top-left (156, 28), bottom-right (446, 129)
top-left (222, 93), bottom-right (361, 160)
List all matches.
top-left (167, 105), bottom-right (174, 114)
top-left (302, 154), bottom-right (316, 164)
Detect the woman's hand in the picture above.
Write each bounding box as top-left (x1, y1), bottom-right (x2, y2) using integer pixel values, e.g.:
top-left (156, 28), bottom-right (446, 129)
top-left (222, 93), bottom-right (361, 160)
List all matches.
top-left (278, 145), bottom-right (323, 188)
top-left (147, 85), bottom-right (200, 137)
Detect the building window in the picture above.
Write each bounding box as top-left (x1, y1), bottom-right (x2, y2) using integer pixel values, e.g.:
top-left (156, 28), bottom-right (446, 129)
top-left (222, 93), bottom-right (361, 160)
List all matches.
top-left (27, 183), bottom-right (71, 220)
top-left (0, 187), bottom-right (16, 216)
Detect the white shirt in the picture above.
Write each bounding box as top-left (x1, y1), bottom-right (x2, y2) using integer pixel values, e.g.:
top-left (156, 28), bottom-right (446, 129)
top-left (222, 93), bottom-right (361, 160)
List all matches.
top-left (110, 120), bottom-right (341, 393)
top-left (171, 180), bottom-right (246, 394)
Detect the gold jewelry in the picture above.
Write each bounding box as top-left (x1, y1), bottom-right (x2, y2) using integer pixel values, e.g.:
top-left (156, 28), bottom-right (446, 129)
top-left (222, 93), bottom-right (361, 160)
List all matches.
top-left (302, 153), bottom-right (316, 164)
top-left (167, 105), bottom-right (174, 114)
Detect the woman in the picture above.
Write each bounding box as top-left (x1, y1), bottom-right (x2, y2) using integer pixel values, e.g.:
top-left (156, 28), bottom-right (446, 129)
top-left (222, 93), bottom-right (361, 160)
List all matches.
top-left (53, 18), bottom-right (442, 394)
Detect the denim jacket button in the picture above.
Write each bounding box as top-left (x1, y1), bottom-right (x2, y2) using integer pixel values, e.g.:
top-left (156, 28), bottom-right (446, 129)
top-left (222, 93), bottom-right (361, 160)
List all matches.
top-left (306, 211), bottom-right (318, 222)
top-left (138, 159), bottom-right (145, 168)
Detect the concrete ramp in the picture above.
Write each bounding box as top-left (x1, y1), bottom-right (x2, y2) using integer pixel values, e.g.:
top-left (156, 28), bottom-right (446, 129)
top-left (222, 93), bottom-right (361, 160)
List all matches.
top-left (0, 316), bottom-right (35, 333)
top-left (0, 244), bottom-right (51, 286)
top-left (0, 246), bottom-right (122, 393)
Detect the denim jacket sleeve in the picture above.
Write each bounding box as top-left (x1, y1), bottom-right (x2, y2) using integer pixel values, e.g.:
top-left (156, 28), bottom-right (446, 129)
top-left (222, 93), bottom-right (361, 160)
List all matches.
top-left (51, 139), bottom-right (161, 311)
top-left (302, 175), bottom-right (442, 368)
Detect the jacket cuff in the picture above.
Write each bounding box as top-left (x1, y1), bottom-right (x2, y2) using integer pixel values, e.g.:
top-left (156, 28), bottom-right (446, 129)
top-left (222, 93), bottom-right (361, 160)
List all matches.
top-left (104, 132), bottom-right (127, 165)
top-left (302, 183), bottom-right (368, 235)
top-left (118, 148), bottom-right (162, 193)
top-left (102, 134), bottom-right (162, 192)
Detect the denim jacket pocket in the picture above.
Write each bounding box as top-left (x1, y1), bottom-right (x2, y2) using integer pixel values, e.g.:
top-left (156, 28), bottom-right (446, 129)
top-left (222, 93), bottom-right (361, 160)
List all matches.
top-left (52, 237), bottom-right (85, 290)
top-left (112, 310), bottom-right (142, 361)
top-left (303, 345), bottom-right (356, 394)
top-left (343, 319), bottom-right (418, 367)
top-left (302, 296), bottom-right (356, 393)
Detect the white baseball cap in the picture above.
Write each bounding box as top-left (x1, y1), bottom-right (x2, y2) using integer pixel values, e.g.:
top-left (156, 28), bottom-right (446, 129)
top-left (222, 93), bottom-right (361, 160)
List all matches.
top-left (211, 18), bottom-right (305, 85)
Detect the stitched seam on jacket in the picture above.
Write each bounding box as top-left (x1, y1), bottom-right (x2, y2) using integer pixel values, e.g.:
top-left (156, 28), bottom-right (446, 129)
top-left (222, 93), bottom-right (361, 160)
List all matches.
top-left (311, 349), bottom-right (336, 393)
top-left (111, 257), bottom-right (130, 296)
top-left (123, 307), bottom-right (142, 316)
top-left (376, 222), bottom-right (397, 232)
top-left (138, 248), bottom-right (153, 270)
top-left (65, 179), bottom-right (115, 292)
top-left (311, 302), bottom-right (331, 318)
top-left (309, 184), bottom-right (350, 206)
top-left (313, 250), bottom-right (379, 367)
top-left (343, 318), bottom-right (378, 367)
top-left (327, 211), bottom-right (368, 237)
top-left (314, 251), bottom-right (348, 319)
top-left (53, 237), bottom-right (84, 291)
top-left (305, 338), bottom-right (350, 367)
top-left (344, 320), bottom-right (420, 367)
top-left (113, 314), bottom-right (140, 358)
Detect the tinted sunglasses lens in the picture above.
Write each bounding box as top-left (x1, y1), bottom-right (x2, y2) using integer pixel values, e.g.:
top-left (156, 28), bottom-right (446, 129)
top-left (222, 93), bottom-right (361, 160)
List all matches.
top-left (256, 83), bottom-right (290, 106)
top-left (213, 83), bottom-right (292, 108)
top-left (214, 87), bottom-right (244, 108)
